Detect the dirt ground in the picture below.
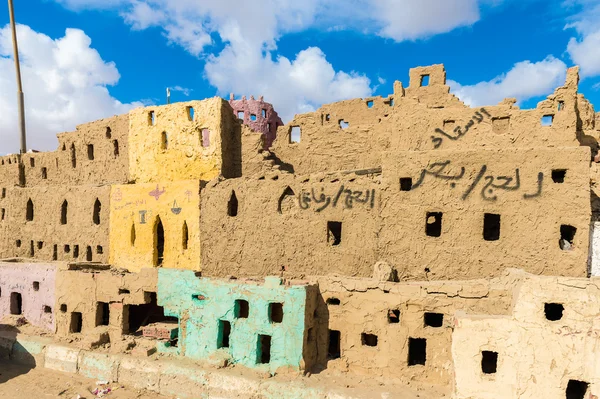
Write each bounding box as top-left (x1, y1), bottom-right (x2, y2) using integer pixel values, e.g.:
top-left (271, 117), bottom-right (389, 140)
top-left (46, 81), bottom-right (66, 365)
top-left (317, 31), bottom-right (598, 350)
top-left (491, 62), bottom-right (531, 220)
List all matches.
top-left (0, 362), bottom-right (171, 399)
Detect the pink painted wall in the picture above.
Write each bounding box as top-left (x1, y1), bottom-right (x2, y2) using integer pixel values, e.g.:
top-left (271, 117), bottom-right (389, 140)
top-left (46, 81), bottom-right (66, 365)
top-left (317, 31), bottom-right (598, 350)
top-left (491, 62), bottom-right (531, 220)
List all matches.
top-left (0, 261), bottom-right (56, 331)
top-left (229, 95), bottom-right (284, 148)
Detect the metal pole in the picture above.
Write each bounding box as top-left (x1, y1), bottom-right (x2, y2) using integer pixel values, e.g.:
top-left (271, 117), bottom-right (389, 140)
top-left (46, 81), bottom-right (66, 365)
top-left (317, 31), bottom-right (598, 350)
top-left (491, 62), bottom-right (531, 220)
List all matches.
top-left (8, 0), bottom-right (27, 154)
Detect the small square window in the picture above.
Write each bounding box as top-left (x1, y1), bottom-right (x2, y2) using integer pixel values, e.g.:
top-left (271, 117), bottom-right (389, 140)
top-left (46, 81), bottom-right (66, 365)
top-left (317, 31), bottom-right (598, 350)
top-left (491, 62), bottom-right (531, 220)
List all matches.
top-left (269, 302), bottom-right (283, 323)
top-left (424, 312), bottom-right (443, 327)
top-left (366, 100), bottom-right (374, 108)
top-left (400, 178), bottom-right (412, 191)
top-left (361, 333), bottom-right (378, 347)
top-left (290, 126), bottom-right (301, 143)
top-left (237, 111), bottom-right (244, 119)
top-left (32, 281), bottom-right (40, 291)
top-left (544, 303), bottom-right (564, 321)
top-left (559, 224), bottom-right (576, 250)
top-left (426, 212), bottom-right (442, 237)
top-left (388, 309), bottom-right (400, 324)
top-left (481, 351), bottom-right (498, 374)
top-left (566, 380), bottom-right (589, 399)
top-left (328, 330), bottom-right (341, 359)
top-left (541, 115), bottom-right (554, 126)
top-left (420, 75), bottom-right (430, 87)
top-left (557, 101), bottom-right (564, 111)
top-left (483, 213), bottom-right (501, 241)
top-left (339, 120), bottom-right (349, 129)
top-left (250, 114), bottom-right (257, 121)
top-left (326, 297), bottom-right (340, 305)
top-left (552, 169), bottom-right (566, 183)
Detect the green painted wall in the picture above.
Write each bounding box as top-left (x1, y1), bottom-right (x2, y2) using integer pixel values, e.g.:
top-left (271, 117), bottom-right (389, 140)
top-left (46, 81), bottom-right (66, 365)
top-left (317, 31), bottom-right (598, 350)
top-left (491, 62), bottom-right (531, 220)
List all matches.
top-left (158, 269), bottom-right (309, 372)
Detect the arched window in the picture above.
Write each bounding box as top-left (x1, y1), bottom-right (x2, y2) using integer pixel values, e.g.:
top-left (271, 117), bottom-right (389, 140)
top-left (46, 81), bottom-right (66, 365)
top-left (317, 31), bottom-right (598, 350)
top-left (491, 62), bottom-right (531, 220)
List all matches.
top-left (93, 199), bottom-right (101, 225)
top-left (182, 221), bottom-right (189, 250)
top-left (70, 143), bottom-right (76, 168)
top-left (154, 216), bottom-right (165, 266)
top-left (60, 200), bottom-right (68, 225)
top-left (277, 186), bottom-right (295, 214)
top-left (227, 190), bottom-right (238, 217)
top-left (26, 199), bottom-right (34, 221)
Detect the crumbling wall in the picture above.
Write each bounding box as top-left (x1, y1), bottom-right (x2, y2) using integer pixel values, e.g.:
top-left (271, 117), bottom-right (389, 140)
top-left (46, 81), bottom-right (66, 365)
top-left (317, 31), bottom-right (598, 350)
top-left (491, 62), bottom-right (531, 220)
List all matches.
top-left (229, 94), bottom-right (284, 148)
top-left (157, 270), bottom-right (316, 372)
top-left (128, 99), bottom-right (236, 183)
top-left (0, 185), bottom-right (110, 263)
top-left (452, 271), bottom-right (600, 398)
top-left (55, 266), bottom-right (158, 346)
top-left (200, 172), bottom-right (381, 278)
top-left (0, 260), bottom-right (57, 331)
top-left (24, 114), bottom-right (130, 187)
top-left (109, 181), bottom-right (201, 272)
top-left (307, 272), bottom-right (515, 387)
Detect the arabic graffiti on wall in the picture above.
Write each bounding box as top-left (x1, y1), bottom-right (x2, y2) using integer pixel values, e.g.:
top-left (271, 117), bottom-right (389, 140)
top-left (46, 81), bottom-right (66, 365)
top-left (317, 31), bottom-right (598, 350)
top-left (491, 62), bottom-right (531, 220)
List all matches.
top-left (298, 186), bottom-right (375, 212)
top-left (431, 108), bottom-right (491, 149)
top-left (412, 161), bottom-right (543, 201)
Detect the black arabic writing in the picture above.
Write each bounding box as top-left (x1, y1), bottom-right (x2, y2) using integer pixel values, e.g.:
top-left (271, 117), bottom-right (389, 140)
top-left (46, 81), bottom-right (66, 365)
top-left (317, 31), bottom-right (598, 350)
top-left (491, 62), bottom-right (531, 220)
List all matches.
top-left (431, 108), bottom-right (491, 149)
top-left (299, 186), bottom-right (376, 211)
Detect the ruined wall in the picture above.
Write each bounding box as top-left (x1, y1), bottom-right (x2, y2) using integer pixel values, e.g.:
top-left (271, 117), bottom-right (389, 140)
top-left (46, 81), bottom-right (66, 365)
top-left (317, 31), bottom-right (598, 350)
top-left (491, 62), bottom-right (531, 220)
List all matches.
top-left (55, 266), bottom-right (158, 345)
top-left (311, 273), bottom-right (514, 387)
top-left (0, 185), bottom-right (110, 263)
top-left (109, 181), bottom-right (201, 272)
top-left (0, 261), bottom-right (56, 331)
top-left (27, 115), bottom-right (130, 187)
top-left (201, 146), bottom-right (590, 280)
top-left (452, 271), bottom-right (600, 398)
top-left (229, 95), bottom-right (284, 148)
top-left (270, 66), bottom-right (588, 176)
top-left (158, 270), bottom-right (316, 372)
top-left (128, 98), bottom-right (242, 183)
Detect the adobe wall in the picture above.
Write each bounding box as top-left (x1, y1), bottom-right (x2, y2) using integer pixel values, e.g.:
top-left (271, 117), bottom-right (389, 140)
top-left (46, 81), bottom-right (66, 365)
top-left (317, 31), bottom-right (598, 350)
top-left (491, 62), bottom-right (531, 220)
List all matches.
top-left (229, 95), bottom-right (284, 148)
top-left (201, 147), bottom-right (590, 280)
top-left (452, 271), bottom-right (600, 398)
top-left (28, 114), bottom-right (130, 186)
top-left (54, 266), bottom-right (158, 346)
top-left (0, 185), bottom-right (110, 263)
top-left (271, 66), bottom-right (592, 177)
top-left (0, 260), bottom-right (56, 331)
top-left (157, 270), bottom-right (317, 372)
top-left (109, 181), bottom-right (201, 272)
top-left (128, 98), bottom-right (243, 183)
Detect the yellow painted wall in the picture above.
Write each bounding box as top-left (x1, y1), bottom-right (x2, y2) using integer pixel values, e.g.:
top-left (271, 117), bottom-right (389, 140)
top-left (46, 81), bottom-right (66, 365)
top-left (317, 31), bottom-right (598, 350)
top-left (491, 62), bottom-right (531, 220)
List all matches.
top-left (128, 98), bottom-right (227, 183)
top-left (109, 181), bottom-right (201, 272)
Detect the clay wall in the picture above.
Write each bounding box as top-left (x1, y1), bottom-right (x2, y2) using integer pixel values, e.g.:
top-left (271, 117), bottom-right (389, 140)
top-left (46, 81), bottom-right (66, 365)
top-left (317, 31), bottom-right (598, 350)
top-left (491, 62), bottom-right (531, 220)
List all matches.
top-left (25, 115), bottom-right (130, 187)
top-left (0, 154), bottom-right (21, 188)
top-left (200, 172), bottom-right (381, 278)
top-left (0, 260), bottom-right (57, 331)
top-left (128, 98), bottom-right (242, 183)
top-left (452, 271), bottom-right (600, 398)
top-left (54, 266), bottom-right (158, 347)
top-left (271, 66), bottom-right (589, 176)
top-left (201, 146), bottom-right (590, 280)
top-left (229, 95), bottom-right (284, 148)
top-left (311, 273), bottom-right (514, 387)
top-left (157, 270), bottom-right (317, 372)
top-left (0, 185), bottom-right (110, 263)
top-left (109, 181), bottom-right (201, 273)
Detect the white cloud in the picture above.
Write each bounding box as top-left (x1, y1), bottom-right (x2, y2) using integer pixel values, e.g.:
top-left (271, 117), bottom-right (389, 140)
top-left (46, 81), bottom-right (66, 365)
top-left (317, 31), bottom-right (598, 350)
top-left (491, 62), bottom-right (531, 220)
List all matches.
top-left (372, 0), bottom-right (480, 41)
top-left (206, 46), bottom-right (371, 121)
top-left (171, 86), bottom-right (192, 96)
top-left (448, 56), bottom-right (567, 106)
top-left (564, 0), bottom-right (600, 78)
top-left (52, 0), bottom-right (493, 121)
top-left (0, 24), bottom-right (142, 154)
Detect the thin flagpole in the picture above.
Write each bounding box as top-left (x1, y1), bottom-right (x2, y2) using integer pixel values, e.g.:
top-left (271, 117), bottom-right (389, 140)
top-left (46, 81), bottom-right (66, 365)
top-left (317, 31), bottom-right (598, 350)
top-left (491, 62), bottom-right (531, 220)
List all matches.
top-left (8, 0), bottom-right (27, 154)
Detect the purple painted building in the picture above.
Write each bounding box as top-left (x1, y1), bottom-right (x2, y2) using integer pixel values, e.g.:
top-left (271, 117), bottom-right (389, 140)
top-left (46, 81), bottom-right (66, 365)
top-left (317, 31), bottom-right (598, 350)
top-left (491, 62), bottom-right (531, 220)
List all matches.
top-left (229, 94), bottom-right (284, 148)
top-left (0, 260), bottom-right (57, 331)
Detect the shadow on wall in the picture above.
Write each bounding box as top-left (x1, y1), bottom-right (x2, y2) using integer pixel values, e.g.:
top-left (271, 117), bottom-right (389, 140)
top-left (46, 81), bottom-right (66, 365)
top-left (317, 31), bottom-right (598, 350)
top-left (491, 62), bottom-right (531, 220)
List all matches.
top-left (0, 324), bottom-right (35, 383)
top-left (311, 291), bottom-right (331, 374)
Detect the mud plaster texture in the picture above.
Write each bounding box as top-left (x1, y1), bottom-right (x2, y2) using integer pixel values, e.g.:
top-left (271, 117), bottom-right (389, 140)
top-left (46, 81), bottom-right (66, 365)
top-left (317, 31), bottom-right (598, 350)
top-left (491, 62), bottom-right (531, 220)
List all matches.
top-left (0, 63), bottom-right (599, 398)
top-left (0, 260), bottom-right (56, 331)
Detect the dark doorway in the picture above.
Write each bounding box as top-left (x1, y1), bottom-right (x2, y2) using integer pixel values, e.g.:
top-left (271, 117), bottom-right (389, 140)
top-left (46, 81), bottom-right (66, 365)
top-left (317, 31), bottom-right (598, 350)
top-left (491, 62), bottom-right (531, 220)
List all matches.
top-left (10, 292), bottom-right (22, 315)
top-left (154, 217), bottom-right (165, 266)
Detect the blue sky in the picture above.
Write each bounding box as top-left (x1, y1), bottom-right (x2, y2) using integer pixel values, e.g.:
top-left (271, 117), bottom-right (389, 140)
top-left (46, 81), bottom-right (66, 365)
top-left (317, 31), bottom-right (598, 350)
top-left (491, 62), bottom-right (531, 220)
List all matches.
top-left (0, 0), bottom-right (599, 153)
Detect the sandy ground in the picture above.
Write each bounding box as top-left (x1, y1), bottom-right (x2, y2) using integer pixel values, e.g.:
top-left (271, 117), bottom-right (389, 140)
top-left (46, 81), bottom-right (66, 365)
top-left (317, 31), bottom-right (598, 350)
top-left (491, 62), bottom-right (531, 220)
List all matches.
top-left (0, 362), bottom-right (172, 399)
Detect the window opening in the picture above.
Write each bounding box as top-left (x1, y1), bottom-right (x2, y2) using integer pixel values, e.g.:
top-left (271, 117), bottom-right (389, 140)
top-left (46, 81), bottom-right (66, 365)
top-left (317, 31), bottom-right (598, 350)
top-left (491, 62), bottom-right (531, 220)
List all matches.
top-left (96, 302), bottom-right (110, 326)
top-left (70, 312), bottom-right (83, 333)
top-left (87, 144), bottom-right (94, 160)
top-left (33, 281), bottom-right (39, 291)
top-left (187, 106), bottom-right (195, 121)
top-left (269, 303), bottom-right (284, 323)
top-left (61, 200), bottom-right (68, 225)
top-left (361, 333), bottom-right (378, 347)
top-left (41, 167), bottom-right (47, 179)
top-left (426, 212), bottom-right (442, 237)
top-left (483, 213), bottom-right (501, 241)
top-left (388, 309), bottom-right (400, 323)
top-left (258, 334), bottom-right (271, 364)
top-left (161, 131), bottom-right (168, 150)
top-left (10, 292), bottom-right (22, 315)
top-left (290, 126), bottom-right (301, 143)
top-left (218, 320), bottom-right (231, 348)
top-left (420, 75), bottom-right (430, 86)
top-left (326, 297), bottom-right (341, 305)
top-left (481, 351), bottom-right (498, 374)
top-left (182, 221), bottom-right (189, 250)
top-left (541, 115), bottom-right (554, 126)
top-left (544, 303), bottom-right (564, 321)
top-left (328, 330), bottom-right (341, 359)
top-left (560, 224), bottom-right (576, 250)
top-left (86, 246), bottom-right (92, 261)
top-left (566, 380), bottom-right (589, 399)
top-left (424, 312), bottom-right (443, 327)
top-left (366, 100), bottom-right (374, 108)
top-left (327, 221), bottom-right (342, 246)
top-left (250, 114), bottom-right (257, 121)
top-left (154, 216), bottom-right (165, 266)
top-left (26, 198), bottom-right (33, 221)
top-left (552, 169), bottom-right (566, 183)
top-left (71, 143), bottom-right (76, 168)
top-left (408, 337), bottom-right (427, 366)
top-left (93, 199), bottom-right (101, 225)
top-left (400, 178), bottom-right (413, 191)
top-left (106, 127), bottom-right (112, 139)
top-left (227, 191), bottom-right (238, 217)
top-left (235, 299), bottom-right (249, 318)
